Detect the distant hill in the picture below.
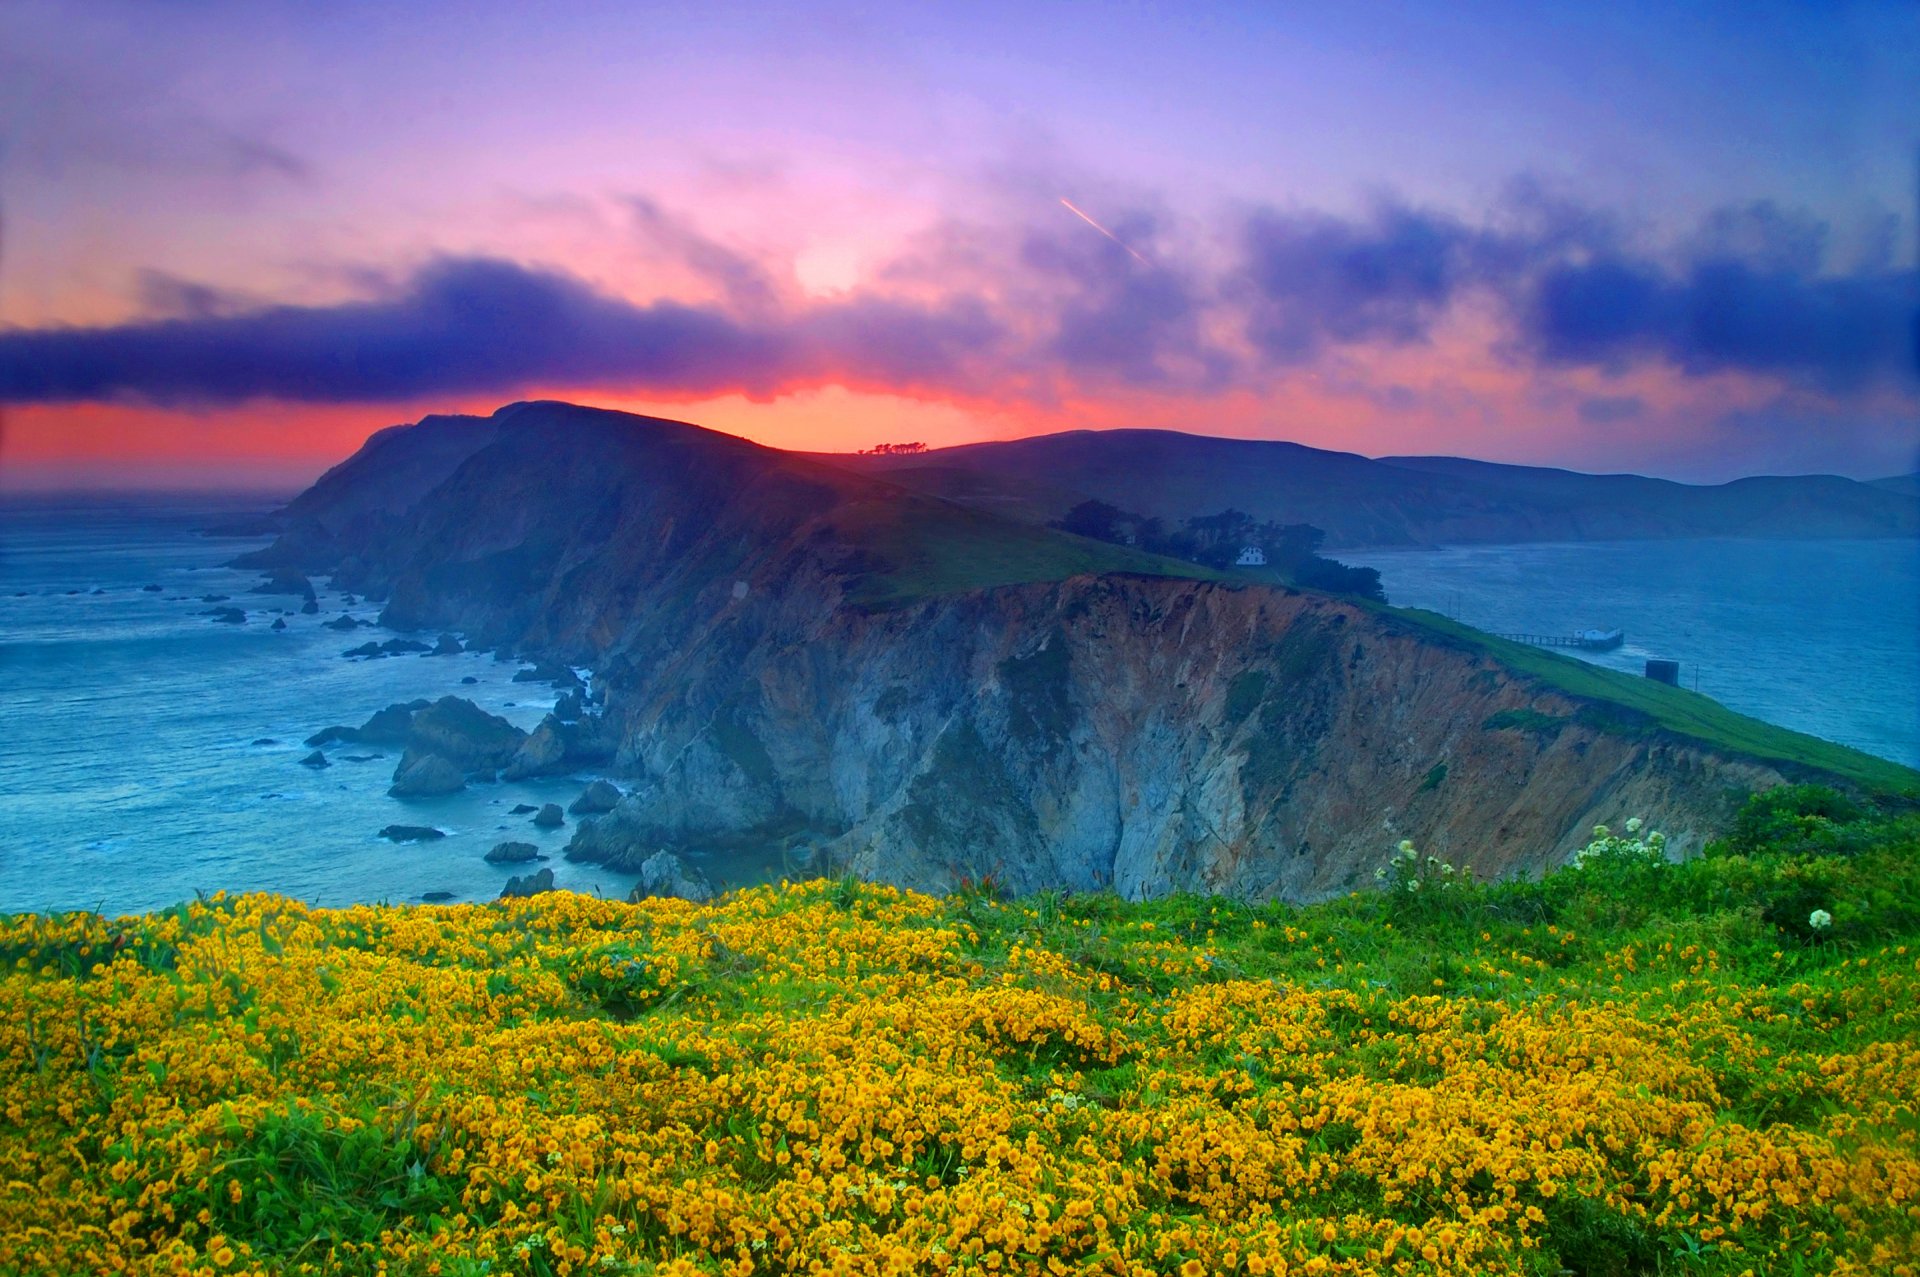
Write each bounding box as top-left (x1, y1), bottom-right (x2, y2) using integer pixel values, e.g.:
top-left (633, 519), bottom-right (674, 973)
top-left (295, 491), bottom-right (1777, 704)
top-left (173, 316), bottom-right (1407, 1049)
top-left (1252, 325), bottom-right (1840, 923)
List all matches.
top-left (1869, 472), bottom-right (1920, 496)
top-left (236, 402), bottom-right (1916, 904)
top-left (822, 430), bottom-right (1920, 548)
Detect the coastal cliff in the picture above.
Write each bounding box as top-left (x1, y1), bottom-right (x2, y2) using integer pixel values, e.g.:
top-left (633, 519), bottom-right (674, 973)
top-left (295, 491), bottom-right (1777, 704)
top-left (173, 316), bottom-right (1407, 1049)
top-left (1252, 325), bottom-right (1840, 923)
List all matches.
top-left (245, 401), bottom-right (1912, 900)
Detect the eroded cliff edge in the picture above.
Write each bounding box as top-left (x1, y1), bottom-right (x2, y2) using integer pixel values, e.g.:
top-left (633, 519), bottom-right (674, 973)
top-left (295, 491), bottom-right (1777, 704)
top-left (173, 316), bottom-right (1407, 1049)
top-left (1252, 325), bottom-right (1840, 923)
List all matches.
top-left (560, 572), bottom-right (1790, 900)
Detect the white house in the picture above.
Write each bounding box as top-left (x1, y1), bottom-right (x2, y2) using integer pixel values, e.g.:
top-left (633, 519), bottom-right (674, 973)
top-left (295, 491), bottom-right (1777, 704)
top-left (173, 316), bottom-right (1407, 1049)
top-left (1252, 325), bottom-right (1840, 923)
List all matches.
top-left (1235, 545), bottom-right (1267, 567)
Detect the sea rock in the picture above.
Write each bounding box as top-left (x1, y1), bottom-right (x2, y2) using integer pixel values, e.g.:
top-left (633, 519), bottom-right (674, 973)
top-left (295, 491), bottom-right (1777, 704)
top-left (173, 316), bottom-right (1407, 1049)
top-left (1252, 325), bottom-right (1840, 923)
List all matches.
top-left (484, 840), bottom-right (542, 864)
top-left (502, 722), bottom-right (567, 779)
top-left (499, 867), bottom-right (555, 899)
top-left (200, 594), bottom-right (230, 603)
top-left (380, 824), bottom-right (446, 842)
top-left (341, 753), bottom-right (382, 762)
top-left (420, 891), bottom-right (456, 903)
top-left (405, 696), bottom-right (526, 771)
top-left (301, 598), bottom-right (319, 614)
top-left (569, 780), bottom-right (623, 815)
top-left (300, 750), bottom-right (329, 768)
top-left (206, 607), bottom-right (246, 624)
top-left (532, 803), bottom-right (565, 828)
top-left (628, 851), bottom-right (716, 904)
top-left (342, 637), bottom-right (433, 659)
top-left (142, 584), bottom-right (163, 592)
top-left (501, 711), bottom-right (618, 781)
top-left (513, 660), bottom-right (585, 691)
top-left (252, 738), bottom-right (279, 746)
top-left (270, 617), bottom-right (287, 631)
top-left (509, 803), bottom-right (539, 815)
top-left (461, 676), bottom-right (479, 685)
top-left (323, 614), bottom-right (362, 631)
top-left (306, 698), bottom-right (431, 748)
top-left (388, 752), bottom-right (465, 797)
top-left (250, 568), bottom-right (316, 601)
top-left (433, 633), bottom-right (464, 655)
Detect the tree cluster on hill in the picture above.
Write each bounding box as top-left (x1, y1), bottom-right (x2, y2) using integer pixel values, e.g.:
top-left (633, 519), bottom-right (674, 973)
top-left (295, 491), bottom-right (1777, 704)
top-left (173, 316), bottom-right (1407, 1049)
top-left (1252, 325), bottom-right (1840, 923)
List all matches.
top-left (857, 441), bottom-right (928, 455)
top-left (1052, 499), bottom-right (1386, 601)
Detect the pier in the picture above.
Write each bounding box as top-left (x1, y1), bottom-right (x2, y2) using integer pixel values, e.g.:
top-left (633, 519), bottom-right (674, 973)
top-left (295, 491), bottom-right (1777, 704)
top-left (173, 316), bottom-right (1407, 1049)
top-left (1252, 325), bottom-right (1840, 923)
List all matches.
top-left (1494, 628), bottom-right (1624, 651)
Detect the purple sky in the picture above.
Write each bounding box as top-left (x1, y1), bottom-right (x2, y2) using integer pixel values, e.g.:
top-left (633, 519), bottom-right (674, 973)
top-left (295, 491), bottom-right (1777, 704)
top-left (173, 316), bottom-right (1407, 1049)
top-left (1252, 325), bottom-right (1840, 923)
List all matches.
top-left (1, 0), bottom-right (1916, 487)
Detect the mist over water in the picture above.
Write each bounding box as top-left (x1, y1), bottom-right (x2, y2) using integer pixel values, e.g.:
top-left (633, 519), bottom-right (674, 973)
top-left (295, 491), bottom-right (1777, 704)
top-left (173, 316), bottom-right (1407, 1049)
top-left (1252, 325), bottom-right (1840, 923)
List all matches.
top-left (1344, 538), bottom-right (1920, 769)
top-left (0, 495), bottom-right (645, 916)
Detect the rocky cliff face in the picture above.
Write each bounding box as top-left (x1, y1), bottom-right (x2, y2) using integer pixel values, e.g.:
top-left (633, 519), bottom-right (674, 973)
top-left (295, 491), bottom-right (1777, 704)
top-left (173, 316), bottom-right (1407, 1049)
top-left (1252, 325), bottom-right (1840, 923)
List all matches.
top-left (563, 573), bottom-right (1783, 899)
top-left (250, 402), bottom-right (1826, 901)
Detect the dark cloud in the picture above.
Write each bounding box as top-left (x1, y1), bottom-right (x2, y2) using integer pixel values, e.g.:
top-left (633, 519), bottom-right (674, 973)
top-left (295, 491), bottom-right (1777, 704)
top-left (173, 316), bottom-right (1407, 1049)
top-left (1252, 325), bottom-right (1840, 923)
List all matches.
top-left (2, 258), bottom-right (797, 405)
top-left (1239, 204), bottom-right (1481, 361)
top-left (0, 254), bottom-right (1021, 407)
top-left (1524, 254), bottom-right (1913, 392)
top-left (0, 189), bottom-right (1911, 410)
top-left (1234, 191), bottom-right (1913, 395)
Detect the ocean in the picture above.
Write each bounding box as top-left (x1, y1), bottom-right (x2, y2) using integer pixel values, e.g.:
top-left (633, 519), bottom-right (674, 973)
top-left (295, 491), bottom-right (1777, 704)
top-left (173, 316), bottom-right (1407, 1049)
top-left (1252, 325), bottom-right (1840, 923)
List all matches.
top-left (0, 494), bottom-right (644, 916)
top-left (1344, 537), bottom-right (1920, 771)
top-left (3, 498), bottom-right (1916, 916)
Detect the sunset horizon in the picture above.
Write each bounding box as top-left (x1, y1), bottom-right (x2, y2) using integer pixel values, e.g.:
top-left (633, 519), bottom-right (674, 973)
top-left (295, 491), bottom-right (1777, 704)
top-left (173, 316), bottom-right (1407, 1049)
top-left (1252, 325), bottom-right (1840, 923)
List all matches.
top-left (3, 2), bottom-right (1915, 491)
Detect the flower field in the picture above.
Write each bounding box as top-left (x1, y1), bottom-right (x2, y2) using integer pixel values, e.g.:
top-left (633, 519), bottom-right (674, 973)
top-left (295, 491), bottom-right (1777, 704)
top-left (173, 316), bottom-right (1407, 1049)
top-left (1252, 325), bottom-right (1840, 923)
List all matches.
top-left (3, 788), bottom-right (1918, 1276)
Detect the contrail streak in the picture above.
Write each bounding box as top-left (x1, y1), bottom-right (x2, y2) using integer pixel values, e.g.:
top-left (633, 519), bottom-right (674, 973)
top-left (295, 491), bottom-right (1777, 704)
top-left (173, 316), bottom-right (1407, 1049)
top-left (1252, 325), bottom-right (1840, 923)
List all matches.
top-left (1059, 197), bottom-right (1150, 266)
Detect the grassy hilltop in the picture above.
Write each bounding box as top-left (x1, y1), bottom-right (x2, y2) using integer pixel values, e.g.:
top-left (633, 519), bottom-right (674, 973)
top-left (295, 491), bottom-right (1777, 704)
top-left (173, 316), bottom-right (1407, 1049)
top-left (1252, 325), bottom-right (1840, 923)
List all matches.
top-left (3, 789), bottom-right (1918, 1277)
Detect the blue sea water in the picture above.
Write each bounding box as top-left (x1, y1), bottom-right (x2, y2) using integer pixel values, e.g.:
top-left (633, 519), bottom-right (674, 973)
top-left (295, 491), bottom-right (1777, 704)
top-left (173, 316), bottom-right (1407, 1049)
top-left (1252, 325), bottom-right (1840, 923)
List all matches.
top-left (3, 500), bottom-right (1916, 917)
top-left (1343, 538), bottom-right (1920, 771)
top-left (0, 494), bottom-right (645, 916)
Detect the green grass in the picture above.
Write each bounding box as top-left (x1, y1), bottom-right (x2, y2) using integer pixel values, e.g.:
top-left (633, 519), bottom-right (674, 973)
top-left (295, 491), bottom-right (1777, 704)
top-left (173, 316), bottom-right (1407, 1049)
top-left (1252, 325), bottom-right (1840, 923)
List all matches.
top-left (830, 491), bottom-right (1917, 796)
top-left (842, 495), bottom-right (1228, 607)
top-left (1382, 606), bottom-right (1920, 796)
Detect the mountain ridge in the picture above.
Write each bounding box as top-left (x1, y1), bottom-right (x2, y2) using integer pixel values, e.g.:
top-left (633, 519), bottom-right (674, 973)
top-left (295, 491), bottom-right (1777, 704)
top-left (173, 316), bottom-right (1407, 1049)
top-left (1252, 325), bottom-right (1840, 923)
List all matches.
top-left (822, 427), bottom-right (1919, 547)
top-left (237, 402), bottom-right (1917, 901)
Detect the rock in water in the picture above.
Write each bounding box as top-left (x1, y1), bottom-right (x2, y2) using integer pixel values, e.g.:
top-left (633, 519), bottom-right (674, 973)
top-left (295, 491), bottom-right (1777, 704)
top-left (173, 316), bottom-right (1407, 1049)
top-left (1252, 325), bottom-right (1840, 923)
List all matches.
top-left (484, 840), bottom-right (542, 864)
top-left (380, 824), bottom-right (446, 842)
top-left (499, 867), bottom-right (555, 899)
top-left (249, 568), bottom-right (316, 601)
top-left (420, 891), bottom-right (456, 903)
top-left (300, 598), bottom-right (320, 615)
top-left (300, 750), bottom-right (330, 768)
top-left (460, 676), bottom-right (479, 685)
top-left (388, 752), bottom-right (465, 797)
top-left (404, 696), bottom-right (527, 771)
top-left (568, 779), bottom-right (623, 815)
top-left (532, 803), bottom-right (565, 828)
top-left (205, 607), bottom-right (246, 624)
top-left (323, 614), bottom-right (362, 631)
top-left (502, 721), bottom-right (567, 779)
top-left (508, 803), bottom-right (539, 815)
top-left (433, 633), bottom-right (464, 655)
top-left (628, 851), bottom-right (716, 903)
top-left (270, 617), bottom-right (287, 631)
top-left (306, 698), bottom-right (432, 748)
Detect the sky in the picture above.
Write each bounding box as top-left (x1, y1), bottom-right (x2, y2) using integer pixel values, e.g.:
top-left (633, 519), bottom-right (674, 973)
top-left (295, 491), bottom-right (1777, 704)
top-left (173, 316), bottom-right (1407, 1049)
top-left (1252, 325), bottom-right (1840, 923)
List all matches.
top-left (0, 0), bottom-right (1916, 490)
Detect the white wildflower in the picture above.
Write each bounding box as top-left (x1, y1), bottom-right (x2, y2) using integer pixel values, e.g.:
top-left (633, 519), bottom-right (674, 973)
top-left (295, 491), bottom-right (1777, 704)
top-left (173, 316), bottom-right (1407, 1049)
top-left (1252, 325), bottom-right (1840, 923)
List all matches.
top-left (1626, 816), bottom-right (1643, 834)
top-left (1809, 909), bottom-right (1833, 931)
